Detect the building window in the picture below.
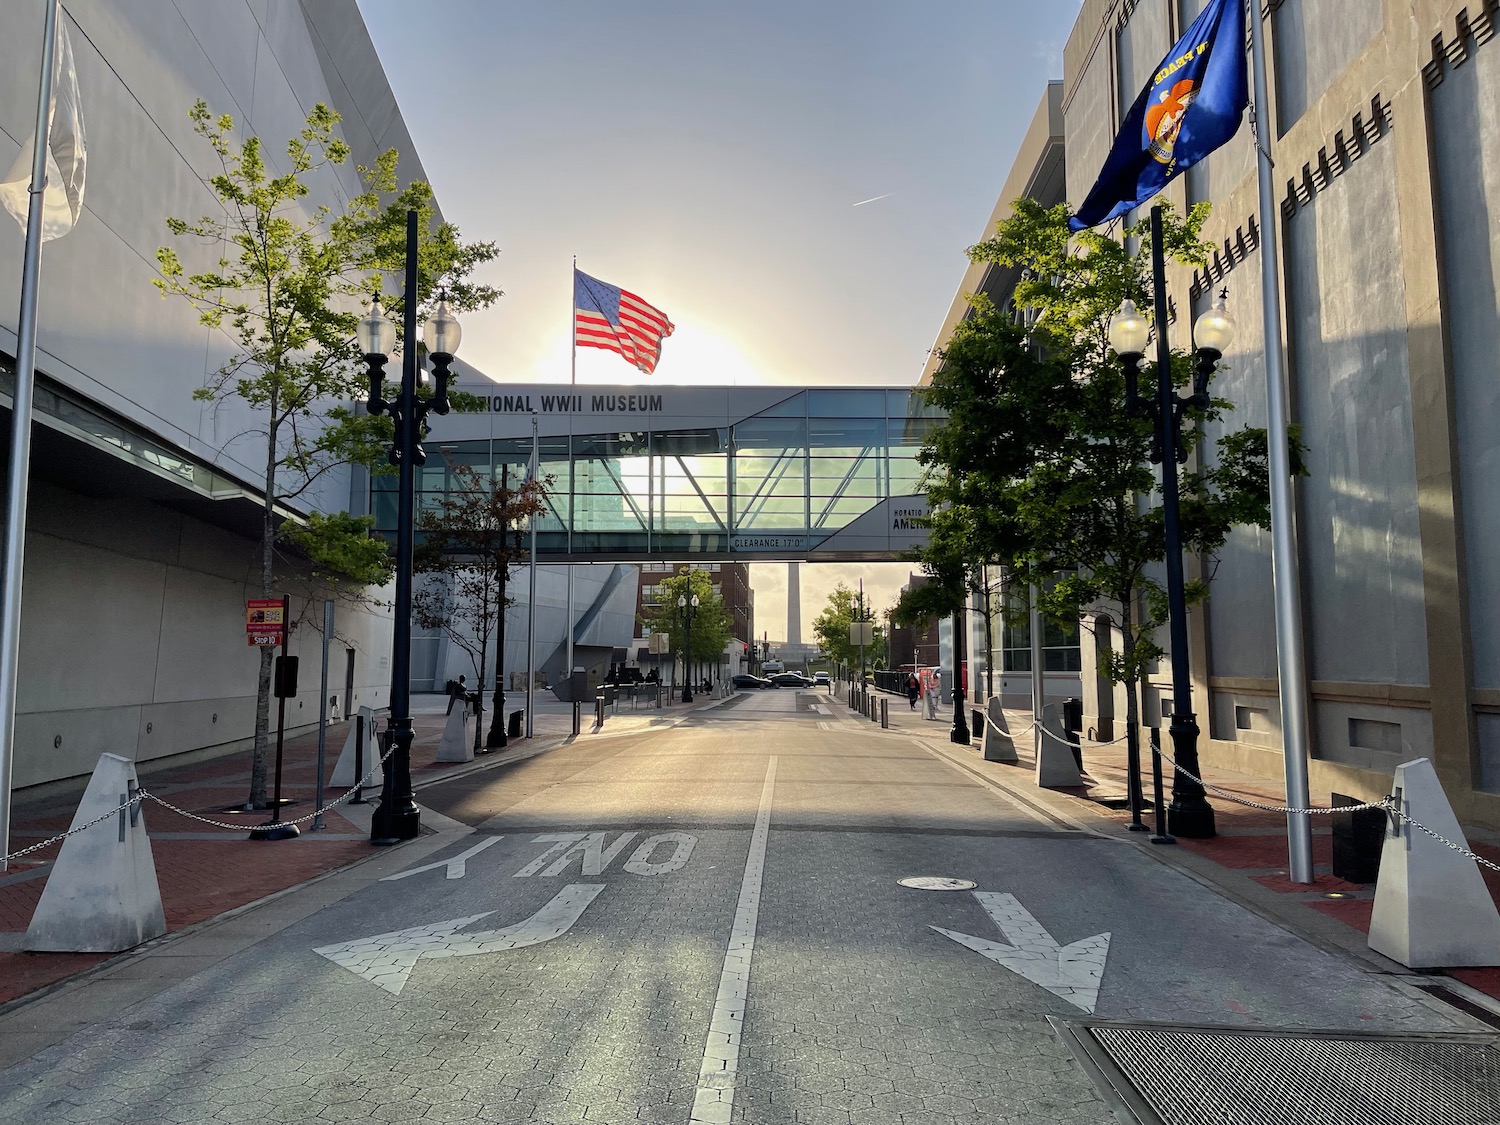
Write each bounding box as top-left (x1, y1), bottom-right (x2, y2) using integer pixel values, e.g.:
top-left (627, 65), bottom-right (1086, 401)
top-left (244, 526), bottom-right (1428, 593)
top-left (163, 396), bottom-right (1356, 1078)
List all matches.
top-left (1000, 587), bottom-right (1081, 672)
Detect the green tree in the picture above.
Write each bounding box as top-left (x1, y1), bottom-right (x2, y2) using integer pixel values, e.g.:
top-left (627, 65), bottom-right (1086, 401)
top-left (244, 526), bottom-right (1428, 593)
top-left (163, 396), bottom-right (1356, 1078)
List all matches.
top-left (917, 198), bottom-right (1302, 761)
top-left (155, 100), bottom-right (500, 807)
top-left (412, 464), bottom-right (550, 749)
top-left (639, 569), bottom-right (734, 681)
top-left (812, 582), bottom-right (884, 672)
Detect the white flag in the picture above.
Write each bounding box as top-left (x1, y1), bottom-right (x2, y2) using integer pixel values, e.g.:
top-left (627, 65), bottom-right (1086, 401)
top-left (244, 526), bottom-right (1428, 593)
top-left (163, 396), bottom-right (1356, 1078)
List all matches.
top-left (0, 14), bottom-right (87, 241)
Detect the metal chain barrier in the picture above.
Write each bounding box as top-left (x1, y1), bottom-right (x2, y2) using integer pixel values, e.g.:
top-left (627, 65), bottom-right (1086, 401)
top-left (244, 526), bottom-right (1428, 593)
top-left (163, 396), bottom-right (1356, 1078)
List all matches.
top-left (1148, 738), bottom-right (1500, 873)
top-left (2, 792), bottom-right (144, 864)
top-left (2, 736), bottom-right (398, 864)
top-left (141, 737), bottom-right (397, 831)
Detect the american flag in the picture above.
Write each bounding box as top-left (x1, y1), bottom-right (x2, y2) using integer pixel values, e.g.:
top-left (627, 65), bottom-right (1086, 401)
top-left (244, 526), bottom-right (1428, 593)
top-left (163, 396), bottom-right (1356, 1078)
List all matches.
top-left (574, 270), bottom-right (674, 375)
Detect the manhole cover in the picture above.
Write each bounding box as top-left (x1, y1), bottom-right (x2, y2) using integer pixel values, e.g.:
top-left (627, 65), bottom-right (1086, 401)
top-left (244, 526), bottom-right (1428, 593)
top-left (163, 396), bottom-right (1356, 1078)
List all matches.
top-left (897, 876), bottom-right (976, 891)
top-left (1053, 1017), bottom-right (1500, 1125)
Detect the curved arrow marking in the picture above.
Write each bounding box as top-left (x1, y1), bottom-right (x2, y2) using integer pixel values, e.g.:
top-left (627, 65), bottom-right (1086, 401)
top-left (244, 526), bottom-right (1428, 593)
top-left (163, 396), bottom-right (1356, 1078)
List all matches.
top-left (314, 883), bottom-right (605, 995)
top-left (932, 891), bottom-right (1111, 1013)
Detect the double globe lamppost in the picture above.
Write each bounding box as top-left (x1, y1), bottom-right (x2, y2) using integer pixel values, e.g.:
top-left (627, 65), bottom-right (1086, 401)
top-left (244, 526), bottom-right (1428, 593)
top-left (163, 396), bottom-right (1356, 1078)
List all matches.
top-left (678, 593), bottom-right (699, 702)
top-left (1105, 211), bottom-right (1235, 840)
top-left (356, 210), bottom-right (462, 845)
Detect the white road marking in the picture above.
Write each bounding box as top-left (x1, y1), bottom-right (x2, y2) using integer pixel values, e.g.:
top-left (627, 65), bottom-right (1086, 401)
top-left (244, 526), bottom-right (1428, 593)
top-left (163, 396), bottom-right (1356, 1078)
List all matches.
top-left (932, 891), bottom-right (1111, 1013)
top-left (691, 757), bottom-right (777, 1125)
top-left (313, 883), bottom-right (604, 995)
top-left (380, 835), bottom-right (504, 881)
top-left (623, 831), bottom-right (696, 875)
top-left (537, 831), bottom-right (639, 876)
top-left (514, 833), bottom-right (586, 876)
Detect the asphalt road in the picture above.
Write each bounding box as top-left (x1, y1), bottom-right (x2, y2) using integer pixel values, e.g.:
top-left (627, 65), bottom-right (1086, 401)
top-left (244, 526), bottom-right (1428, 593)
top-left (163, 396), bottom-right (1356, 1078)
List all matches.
top-left (0, 689), bottom-right (1467, 1125)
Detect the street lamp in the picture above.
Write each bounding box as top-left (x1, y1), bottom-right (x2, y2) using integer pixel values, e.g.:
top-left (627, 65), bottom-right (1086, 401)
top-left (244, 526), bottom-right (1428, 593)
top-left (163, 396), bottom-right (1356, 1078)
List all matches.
top-left (1108, 207), bottom-right (1234, 840)
top-left (358, 210), bottom-right (457, 846)
top-left (678, 593), bottom-right (699, 701)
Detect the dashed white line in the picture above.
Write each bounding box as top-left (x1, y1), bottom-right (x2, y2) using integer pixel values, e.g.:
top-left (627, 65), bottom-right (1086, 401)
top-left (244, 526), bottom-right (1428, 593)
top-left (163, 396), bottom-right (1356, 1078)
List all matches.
top-left (690, 756), bottom-right (777, 1124)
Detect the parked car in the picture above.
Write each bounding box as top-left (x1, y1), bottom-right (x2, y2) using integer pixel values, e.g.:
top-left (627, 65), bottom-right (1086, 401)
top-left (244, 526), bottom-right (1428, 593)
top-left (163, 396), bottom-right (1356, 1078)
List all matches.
top-left (812, 671), bottom-right (830, 685)
top-left (732, 673), bottom-right (771, 690)
top-left (769, 671), bottom-right (815, 689)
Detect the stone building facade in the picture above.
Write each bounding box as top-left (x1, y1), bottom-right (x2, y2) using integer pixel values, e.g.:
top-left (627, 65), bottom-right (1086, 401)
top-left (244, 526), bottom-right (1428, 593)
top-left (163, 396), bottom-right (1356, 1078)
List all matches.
top-left (929, 0), bottom-right (1500, 826)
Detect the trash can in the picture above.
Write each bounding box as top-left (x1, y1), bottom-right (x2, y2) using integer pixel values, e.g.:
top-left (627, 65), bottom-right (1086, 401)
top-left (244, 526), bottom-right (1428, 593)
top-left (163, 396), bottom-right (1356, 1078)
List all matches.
top-left (1063, 697), bottom-right (1084, 772)
top-left (508, 709), bottom-right (524, 738)
top-left (1331, 792), bottom-right (1385, 884)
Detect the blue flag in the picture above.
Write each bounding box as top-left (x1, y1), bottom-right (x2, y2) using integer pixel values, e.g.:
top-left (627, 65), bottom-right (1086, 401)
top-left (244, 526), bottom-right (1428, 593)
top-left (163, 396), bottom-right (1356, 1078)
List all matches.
top-left (1069, 0), bottom-right (1247, 232)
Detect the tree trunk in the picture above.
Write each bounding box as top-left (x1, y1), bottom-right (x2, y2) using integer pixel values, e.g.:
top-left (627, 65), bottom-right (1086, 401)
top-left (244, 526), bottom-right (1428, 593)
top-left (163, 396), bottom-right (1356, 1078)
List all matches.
top-left (487, 566), bottom-right (507, 747)
top-left (472, 590), bottom-right (488, 755)
top-left (247, 424), bottom-right (279, 810)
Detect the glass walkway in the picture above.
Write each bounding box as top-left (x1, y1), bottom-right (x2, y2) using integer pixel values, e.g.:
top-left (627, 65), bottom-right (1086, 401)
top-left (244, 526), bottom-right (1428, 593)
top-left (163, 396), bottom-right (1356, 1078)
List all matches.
top-left (369, 384), bottom-right (942, 562)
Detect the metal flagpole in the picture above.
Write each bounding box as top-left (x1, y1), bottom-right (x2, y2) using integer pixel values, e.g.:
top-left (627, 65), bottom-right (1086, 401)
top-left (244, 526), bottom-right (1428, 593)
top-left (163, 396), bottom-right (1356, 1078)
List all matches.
top-left (566, 256), bottom-right (575, 687)
top-left (0, 0), bottom-right (59, 872)
top-left (1250, 5), bottom-right (1314, 882)
top-left (526, 412), bottom-right (538, 737)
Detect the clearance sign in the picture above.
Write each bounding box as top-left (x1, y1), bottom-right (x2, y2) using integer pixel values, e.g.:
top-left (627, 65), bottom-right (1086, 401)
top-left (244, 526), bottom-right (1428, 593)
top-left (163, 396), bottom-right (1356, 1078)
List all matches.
top-left (246, 598), bottom-right (285, 647)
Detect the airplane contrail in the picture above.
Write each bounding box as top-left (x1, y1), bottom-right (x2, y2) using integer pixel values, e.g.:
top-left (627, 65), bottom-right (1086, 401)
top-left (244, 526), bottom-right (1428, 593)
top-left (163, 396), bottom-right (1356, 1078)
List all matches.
top-left (852, 193), bottom-right (893, 207)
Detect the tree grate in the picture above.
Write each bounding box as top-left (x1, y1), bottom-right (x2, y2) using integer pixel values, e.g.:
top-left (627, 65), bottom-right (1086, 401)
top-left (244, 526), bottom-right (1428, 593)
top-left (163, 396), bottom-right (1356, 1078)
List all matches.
top-left (1051, 1017), bottom-right (1500, 1125)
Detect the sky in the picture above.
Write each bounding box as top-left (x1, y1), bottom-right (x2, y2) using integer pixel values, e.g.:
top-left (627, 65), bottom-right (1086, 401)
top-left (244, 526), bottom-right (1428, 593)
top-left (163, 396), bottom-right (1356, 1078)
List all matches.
top-left (356, 0), bottom-right (1081, 640)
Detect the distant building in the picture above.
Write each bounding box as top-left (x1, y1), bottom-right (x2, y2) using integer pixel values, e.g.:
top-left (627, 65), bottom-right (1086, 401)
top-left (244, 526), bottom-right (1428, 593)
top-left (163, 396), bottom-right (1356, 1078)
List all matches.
top-left (633, 562), bottom-right (754, 657)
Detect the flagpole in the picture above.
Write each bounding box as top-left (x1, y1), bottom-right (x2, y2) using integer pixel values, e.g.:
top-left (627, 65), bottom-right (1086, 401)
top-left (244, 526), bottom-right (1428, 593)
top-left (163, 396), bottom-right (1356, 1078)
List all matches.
top-left (526, 411), bottom-right (538, 737)
top-left (566, 257), bottom-right (575, 689)
top-left (0, 0), bottom-right (60, 872)
top-left (1250, 4), bottom-right (1314, 883)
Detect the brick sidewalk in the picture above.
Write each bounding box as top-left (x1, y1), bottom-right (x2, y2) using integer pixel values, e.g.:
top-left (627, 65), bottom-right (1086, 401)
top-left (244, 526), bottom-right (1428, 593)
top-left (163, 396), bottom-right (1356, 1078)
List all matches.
top-left (1, 703), bottom-right (546, 1006)
top-left (857, 681), bottom-right (1500, 1005)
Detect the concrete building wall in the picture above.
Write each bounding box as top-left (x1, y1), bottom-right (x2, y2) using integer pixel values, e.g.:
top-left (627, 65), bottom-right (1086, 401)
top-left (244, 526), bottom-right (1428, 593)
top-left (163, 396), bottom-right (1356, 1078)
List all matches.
top-left (14, 481), bottom-right (392, 789)
top-left (0, 1), bottom-right (421, 789)
top-left (1033, 0), bottom-right (1500, 824)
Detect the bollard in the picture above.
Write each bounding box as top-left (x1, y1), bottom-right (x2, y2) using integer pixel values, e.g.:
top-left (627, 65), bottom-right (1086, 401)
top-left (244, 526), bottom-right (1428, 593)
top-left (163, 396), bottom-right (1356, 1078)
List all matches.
top-left (508, 709), bottom-right (525, 738)
top-left (1369, 757), bottom-right (1500, 967)
top-left (596, 694), bottom-right (606, 727)
top-left (572, 700), bottom-right (582, 736)
top-left (435, 702), bottom-right (474, 763)
top-left (25, 754), bottom-right (166, 952)
top-left (880, 698), bottom-right (889, 729)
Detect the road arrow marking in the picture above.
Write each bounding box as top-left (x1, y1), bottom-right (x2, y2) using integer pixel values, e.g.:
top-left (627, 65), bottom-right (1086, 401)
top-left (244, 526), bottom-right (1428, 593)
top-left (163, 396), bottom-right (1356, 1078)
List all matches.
top-left (314, 883), bottom-right (604, 995)
top-left (380, 835), bottom-right (504, 881)
top-left (932, 891), bottom-right (1111, 1013)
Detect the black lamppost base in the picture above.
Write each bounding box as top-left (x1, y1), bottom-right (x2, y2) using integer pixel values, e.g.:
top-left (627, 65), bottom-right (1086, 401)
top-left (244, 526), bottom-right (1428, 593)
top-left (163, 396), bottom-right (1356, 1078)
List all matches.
top-left (950, 701), bottom-right (971, 745)
top-left (1167, 799), bottom-right (1216, 838)
top-left (249, 821), bottom-right (301, 841)
top-left (370, 807), bottom-right (420, 846)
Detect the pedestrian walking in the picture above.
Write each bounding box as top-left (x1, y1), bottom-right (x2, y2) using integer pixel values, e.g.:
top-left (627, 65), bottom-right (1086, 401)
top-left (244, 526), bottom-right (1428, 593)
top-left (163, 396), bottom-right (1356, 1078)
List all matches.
top-left (906, 672), bottom-right (920, 710)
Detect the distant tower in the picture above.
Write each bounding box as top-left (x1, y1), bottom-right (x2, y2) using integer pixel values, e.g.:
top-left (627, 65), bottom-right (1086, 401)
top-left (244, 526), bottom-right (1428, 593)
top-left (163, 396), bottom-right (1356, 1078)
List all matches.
top-left (787, 561), bottom-right (802, 647)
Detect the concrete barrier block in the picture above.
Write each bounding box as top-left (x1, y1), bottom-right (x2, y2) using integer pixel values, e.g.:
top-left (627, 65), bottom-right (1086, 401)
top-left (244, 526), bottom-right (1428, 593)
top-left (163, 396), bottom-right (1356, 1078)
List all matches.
top-left (435, 704), bottom-right (474, 763)
top-left (1036, 703), bottom-right (1086, 788)
top-left (330, 706), bottom-right (377, 787)
top-left (24, 753), bottom-right (166, 952)
top-left (1369, 757), bottom-right (1500, 968)
top-left (982, 698), bottom-right (1018, 763)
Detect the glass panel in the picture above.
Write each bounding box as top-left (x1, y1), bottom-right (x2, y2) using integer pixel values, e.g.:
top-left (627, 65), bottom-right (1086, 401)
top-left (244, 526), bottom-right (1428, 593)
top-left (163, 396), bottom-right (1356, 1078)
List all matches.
top-left (888, 388), bottom-right (944, 419)
top-left (808, 388), bottom-right (886, 416)
top-left (754, 391), bottom-right (807, 418)
top-left (889, 450), bottom-right (926, 495)
top-left (890, 416), bottom-right (941, 446)
top-left (808, 416), bottom-right (885, 451)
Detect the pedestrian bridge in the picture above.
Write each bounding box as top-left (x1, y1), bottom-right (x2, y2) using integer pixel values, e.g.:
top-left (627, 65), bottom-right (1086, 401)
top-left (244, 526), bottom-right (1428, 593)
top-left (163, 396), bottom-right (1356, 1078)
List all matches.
top-left (370, 384), bottom-right (940, 562)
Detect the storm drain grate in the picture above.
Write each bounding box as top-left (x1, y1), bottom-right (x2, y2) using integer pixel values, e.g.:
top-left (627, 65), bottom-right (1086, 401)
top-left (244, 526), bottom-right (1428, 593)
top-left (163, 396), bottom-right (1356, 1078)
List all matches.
top-left (1052, 1018), bottom-right (1500, 1125)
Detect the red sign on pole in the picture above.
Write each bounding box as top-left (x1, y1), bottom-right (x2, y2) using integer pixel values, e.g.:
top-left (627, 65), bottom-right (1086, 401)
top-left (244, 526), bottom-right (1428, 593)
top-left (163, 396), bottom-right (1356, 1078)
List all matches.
top-left (246, 598), bottom-right (285, 647)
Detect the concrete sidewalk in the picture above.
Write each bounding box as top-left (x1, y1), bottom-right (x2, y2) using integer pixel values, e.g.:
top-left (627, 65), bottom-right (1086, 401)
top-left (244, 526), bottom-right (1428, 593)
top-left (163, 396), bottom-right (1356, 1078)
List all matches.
top-left (0, 689), bottom-right (706, 1008)
top-left (844, 678), bottom-right (1500, 1018)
